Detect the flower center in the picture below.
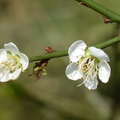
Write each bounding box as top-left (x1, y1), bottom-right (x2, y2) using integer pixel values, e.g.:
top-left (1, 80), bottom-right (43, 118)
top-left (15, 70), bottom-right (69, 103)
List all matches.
top-left (8, 56), bottom-right (20, 70)
top-left (79, 55), bottom-right (98, 80)
top-left (1, 52), bottom-right (21, 73)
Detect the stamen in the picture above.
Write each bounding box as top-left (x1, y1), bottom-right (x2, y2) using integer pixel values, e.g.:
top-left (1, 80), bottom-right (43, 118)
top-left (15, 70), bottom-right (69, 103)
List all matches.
top-left (76, 55), bottom-right (99, 88)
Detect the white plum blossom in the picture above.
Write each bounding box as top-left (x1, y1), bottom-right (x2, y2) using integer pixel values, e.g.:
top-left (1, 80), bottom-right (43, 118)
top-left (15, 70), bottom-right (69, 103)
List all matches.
top-left (0, 42), bottom-right (29, 82)
top-left (66, 40), bottom-right (111, 90)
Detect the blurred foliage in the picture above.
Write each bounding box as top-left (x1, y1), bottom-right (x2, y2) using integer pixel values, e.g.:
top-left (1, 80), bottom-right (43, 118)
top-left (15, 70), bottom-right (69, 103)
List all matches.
top-left (0, 0), bottom-right (120, 120)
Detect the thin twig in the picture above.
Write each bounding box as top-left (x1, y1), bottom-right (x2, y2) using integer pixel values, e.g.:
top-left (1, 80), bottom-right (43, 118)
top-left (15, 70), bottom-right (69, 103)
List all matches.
top-left (29, 36), bottom-right (120, 62)
top-left (76, 0), bottom-right (120, 23)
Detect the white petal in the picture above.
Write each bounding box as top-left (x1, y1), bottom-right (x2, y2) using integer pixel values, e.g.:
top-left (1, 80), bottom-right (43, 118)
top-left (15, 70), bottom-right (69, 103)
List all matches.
top-left (68, 40), bottom-right (86, 62)
top-left (66, 62), bottom-right (82, 81)
top-left (88, 47), bottom-right (110, 62)
top-left (84, 77), bottom-right (98, 90)
top-left (20, 53), bottom-right (29, 70)
top-left (4, 42), bottom-right (20, 55)
top-left (0, 49), bottom-right (8, 62)
top-left (98, 60), bottom-right (111, 83)
top-left (9, 68), bottom-right (21, 80)
top-left (0, 70), bottom-right (10, 82)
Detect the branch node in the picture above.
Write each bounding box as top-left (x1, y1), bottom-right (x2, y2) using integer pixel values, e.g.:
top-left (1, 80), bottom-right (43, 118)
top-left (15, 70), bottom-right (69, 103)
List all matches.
top-left (29, 46), bottom-right (55, 80)
top-left (103, 17), bottom-right (112, 23)
top-left (79, 2), bottom-right (89, 7)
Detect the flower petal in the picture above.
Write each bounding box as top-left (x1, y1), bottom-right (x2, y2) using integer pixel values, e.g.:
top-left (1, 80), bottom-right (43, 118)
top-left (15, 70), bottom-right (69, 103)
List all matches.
top-left (68, 40), bottom-right (86, 62)
top-left (0, 49), bottom-right (8, 62)
top-left (98, 60), bottom-right (111, 83)
top-left (20, 53), bottom-right (29, 70)
top-left (84, 77), bottom-right (98, 90)
top-left (0, 70), bottom-right (10, 82)
top-left (88, 47), bottom-right (110, 62)
top-left (4, 42), bottom-right (20, 55)
top-left (9, 68), bottom-right (21, 80)
top-left (66, 62), bottom-right (82, 81)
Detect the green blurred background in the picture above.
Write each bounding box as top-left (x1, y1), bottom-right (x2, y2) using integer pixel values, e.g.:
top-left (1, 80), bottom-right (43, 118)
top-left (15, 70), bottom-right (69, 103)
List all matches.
top-left (0, 0), bottom-right (120, 120)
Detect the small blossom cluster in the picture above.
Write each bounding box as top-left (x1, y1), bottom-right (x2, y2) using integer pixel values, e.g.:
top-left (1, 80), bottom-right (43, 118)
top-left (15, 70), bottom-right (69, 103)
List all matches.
top-left (66, 40), bottom-right (111, 90)
top-left (0, 40), bottom-right (111, 90)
